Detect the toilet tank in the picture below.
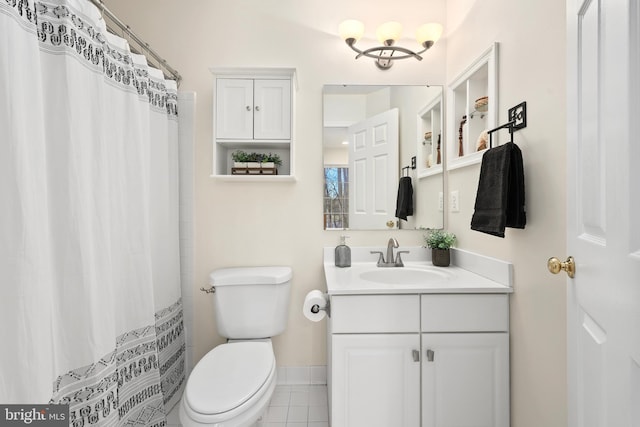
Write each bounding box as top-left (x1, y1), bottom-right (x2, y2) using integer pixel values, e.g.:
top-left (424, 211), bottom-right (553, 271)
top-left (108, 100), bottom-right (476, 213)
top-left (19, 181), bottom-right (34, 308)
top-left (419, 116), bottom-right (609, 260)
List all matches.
top-left (209, 266), bottom-right (292, 339)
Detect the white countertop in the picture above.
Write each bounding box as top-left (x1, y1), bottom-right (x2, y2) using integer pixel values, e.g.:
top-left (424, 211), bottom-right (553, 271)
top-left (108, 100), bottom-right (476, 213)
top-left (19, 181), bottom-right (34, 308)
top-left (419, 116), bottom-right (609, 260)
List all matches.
top-left (323, 246), bottom-right (513, 295)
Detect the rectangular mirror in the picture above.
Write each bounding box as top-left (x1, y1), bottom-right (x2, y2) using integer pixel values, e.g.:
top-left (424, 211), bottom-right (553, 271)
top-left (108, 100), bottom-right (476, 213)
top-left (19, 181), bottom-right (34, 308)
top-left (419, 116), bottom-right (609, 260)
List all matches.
top-left (323, 85), bottom-right (444, 230)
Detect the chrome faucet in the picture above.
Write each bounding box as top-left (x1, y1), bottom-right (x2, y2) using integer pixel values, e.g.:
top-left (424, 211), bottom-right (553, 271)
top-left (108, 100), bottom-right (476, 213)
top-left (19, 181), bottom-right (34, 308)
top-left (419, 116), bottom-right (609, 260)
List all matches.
top-left (386, 238), bottom-right (399, 265)
top-left (371, 238), bottom-right (409, 267)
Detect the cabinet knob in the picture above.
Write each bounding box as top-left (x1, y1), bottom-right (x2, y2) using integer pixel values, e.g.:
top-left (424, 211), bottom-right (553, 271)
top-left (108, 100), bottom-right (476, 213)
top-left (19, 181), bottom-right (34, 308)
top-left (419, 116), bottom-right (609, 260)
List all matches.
top-left (246, 106), bottom-right (251, 111)
top-left (255, 105), bottom-right (261, 111)
top-left (425, 349), bottom-right (435, 362)
top-left (412, 349), bottom-right (420, 362)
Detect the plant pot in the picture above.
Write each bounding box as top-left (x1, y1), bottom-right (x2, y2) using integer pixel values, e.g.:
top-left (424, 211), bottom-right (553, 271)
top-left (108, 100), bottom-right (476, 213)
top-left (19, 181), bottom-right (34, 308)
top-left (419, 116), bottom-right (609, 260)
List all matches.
top-left (431, 248), bottom-right (451, 267)
top-left (261, 162), bottom-right (275, 168)
top-left (247, 162), bottom-right (261, 168)
top-left (233, 162), bottom-right (248, 168)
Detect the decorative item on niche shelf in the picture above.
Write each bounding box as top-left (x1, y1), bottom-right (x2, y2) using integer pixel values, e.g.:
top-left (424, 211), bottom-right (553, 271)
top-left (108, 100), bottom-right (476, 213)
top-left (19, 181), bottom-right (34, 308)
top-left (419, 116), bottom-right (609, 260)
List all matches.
top-left (476, 129), bottom-right (489, 151)
top-left (458, 115), bottom-right (467, 157)
top-left (475, 96), bottom-right (488, 112)
top-left (423, 228), bottom-right (456, 267)
top-left (231, 150), bottom-right (282, 175)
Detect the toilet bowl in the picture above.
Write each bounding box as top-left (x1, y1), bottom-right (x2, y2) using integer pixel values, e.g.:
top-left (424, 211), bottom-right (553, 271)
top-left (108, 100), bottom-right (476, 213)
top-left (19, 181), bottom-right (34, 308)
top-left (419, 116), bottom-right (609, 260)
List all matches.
top-left (179, 266), bottom-right (292, 427)
top-left (180, 341), bottom-right (276, 427)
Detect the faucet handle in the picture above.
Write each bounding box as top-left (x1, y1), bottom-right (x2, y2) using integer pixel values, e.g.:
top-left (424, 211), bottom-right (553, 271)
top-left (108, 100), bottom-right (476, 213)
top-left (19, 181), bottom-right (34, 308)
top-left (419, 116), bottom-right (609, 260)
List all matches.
top-left (370, 251), bottom-right (385, 266)
top-left (395, 251), bottom-right (410, 267)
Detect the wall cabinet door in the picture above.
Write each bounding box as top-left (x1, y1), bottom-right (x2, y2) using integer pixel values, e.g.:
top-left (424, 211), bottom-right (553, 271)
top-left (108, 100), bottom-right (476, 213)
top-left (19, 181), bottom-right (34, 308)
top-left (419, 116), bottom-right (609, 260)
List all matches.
top-left (332, 334), bottom-right (421, 427)
top-left (421, 333), bottom-right (509, 427)
top-left (216, 78), bottom-right (291, 140)
top-left (216, 78), bottom-right (254, 139)
top-left (253, 79), bottom-right (291, 139)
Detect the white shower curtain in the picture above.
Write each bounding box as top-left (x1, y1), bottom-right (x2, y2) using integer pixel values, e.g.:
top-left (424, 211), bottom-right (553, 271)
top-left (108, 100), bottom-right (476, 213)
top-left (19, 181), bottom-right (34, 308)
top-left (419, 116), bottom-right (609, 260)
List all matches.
top-left (0, 0), bottom-right (185, 425)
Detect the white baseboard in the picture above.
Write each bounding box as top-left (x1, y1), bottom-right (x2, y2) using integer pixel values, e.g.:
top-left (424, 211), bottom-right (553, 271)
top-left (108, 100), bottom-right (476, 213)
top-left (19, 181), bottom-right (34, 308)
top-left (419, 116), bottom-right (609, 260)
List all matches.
top-left (276, 365), bottom-right (327, 385)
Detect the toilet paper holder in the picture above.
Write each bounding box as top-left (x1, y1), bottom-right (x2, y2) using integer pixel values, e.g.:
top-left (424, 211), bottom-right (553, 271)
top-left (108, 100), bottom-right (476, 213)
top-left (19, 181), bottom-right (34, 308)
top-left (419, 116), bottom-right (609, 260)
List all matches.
top-left (310, 299), bottom-right (331, 317)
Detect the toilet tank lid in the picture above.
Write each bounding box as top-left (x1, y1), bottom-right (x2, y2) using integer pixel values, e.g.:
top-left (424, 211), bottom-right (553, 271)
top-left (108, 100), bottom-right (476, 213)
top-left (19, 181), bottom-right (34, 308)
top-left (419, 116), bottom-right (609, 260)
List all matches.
top-left (209, 266), bottom-right (292, 286)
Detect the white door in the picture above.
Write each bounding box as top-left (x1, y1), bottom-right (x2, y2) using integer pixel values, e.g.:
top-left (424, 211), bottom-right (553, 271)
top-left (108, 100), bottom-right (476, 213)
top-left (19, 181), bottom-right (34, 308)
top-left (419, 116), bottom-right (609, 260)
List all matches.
top-left (421, 333), bottom-right (509, 427)
top-left (348, 108), bottom-right (399, 229)
top-left (215, 78), bottom-right (253, 139)
top-left (332, 333), bottom-right (420, 427)
top-left (253, 79), bottom-right (291, 140)
top-left (566, 1), bottom-right (640, 426)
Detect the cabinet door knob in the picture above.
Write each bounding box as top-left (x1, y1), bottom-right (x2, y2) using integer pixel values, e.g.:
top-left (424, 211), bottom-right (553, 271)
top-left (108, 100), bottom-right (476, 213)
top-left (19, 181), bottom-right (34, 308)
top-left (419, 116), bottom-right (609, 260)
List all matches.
top-left (245, 106), bottom-right (251, 111)
top-left (412, 349), bottom-right (420, 362)
top-left (425, 349), bottom-right (435, 362)
top-left (255, 105), bottom-right (261, 111)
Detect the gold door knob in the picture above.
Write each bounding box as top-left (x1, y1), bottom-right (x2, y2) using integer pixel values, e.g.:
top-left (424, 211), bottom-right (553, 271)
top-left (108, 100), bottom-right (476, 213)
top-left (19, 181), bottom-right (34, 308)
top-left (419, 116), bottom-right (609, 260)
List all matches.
top-left (547, 256), bottom-right (576, 278)
top-left (386, 220), bottom-right (396, 228)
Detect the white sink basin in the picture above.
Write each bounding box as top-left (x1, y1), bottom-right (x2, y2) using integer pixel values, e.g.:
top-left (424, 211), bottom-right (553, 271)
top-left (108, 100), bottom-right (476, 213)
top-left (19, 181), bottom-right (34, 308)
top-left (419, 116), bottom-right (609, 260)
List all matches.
top-left (359, 267), bottom-right (451, 285)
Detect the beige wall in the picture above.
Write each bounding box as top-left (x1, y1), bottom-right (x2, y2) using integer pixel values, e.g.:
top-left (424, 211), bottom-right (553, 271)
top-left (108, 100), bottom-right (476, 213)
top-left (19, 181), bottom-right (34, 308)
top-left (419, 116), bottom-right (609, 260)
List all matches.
top-left (105, 1), bottom-right (566, 426)
top-left (444, 1), bottom-right (567, 426)
top-left (104, 0), bottom-right (446, 365)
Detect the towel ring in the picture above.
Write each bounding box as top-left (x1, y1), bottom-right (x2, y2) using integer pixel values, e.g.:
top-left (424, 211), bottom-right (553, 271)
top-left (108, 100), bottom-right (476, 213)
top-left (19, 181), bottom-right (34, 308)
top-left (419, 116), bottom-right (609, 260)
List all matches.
top-left (487, 101), bottom-right (528, 148)
top-left (487, 121), bottom-right (515, 148)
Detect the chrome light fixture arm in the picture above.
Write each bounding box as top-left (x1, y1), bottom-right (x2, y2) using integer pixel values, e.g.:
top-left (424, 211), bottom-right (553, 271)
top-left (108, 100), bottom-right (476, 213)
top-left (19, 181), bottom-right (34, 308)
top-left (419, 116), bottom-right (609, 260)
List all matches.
top-left (339, 20), bottom-right (442, 70)
top-left (345, 38), bottom-right (433, 69)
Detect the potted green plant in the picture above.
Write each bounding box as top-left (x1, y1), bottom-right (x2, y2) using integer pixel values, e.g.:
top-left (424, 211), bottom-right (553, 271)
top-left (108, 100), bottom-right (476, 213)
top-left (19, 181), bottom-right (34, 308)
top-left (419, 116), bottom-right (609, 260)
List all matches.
top-left (423, 229), bottom-right (456, 267)
top-left (246, 152), bottom-right (262, 168)
top-left (231, 150), bottom-right (250, 168)
top-left (232, 151), bottom-right (282, 169)
top-left (261, 152), bottom-right (282, 168)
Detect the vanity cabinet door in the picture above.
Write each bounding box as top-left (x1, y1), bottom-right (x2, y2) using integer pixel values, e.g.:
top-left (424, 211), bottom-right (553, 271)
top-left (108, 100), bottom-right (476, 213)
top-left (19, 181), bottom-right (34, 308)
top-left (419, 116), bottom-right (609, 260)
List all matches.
top-left (332, 333), bottom-right (421, 427)
top-left (421, 333), bottom-right (509, 427)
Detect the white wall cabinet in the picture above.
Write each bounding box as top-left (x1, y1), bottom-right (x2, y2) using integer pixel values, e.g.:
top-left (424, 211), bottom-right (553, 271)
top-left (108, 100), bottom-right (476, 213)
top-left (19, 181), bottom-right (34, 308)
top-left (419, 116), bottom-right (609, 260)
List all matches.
top-left (329, 293), bottom-right (509, 427)
top-left (216, 78), bottom-right (291, 140)
top-left (211, 68), bottom-right (295, 178)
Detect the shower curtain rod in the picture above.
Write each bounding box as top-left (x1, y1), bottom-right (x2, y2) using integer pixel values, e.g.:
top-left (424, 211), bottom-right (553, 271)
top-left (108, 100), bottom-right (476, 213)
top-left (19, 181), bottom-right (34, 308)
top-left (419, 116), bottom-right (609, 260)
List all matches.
top-left (88, 0), bottom-right (182, 86)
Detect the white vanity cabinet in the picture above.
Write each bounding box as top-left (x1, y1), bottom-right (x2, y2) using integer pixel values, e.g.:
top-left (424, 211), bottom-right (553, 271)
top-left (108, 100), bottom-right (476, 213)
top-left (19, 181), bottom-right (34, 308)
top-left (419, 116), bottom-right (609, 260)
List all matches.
top-left (329, 293), bottom-right (510, 427)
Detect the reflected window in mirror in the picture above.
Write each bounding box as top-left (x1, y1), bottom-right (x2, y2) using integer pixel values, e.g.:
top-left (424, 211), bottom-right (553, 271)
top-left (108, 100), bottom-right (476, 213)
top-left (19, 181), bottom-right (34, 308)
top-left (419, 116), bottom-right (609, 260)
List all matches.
top-left (324, 166), bottom-right (349, 229)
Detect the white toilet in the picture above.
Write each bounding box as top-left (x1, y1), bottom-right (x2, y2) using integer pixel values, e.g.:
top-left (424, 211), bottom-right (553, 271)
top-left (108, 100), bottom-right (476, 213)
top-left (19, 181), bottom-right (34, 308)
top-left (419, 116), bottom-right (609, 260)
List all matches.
top-left (179, 266), bottom-right (292, 427)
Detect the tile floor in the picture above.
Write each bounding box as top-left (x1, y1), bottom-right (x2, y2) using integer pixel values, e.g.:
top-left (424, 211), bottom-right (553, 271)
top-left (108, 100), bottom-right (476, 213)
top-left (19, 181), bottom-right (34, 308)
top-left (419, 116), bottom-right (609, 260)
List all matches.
top-left (166, 384), bottom-right (329, 427)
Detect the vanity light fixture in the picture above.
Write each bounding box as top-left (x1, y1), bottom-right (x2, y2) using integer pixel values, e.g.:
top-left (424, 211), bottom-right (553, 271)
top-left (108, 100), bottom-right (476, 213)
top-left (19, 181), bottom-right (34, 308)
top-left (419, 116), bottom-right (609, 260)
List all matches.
top-left (338, 19), bottom-right (443, 70)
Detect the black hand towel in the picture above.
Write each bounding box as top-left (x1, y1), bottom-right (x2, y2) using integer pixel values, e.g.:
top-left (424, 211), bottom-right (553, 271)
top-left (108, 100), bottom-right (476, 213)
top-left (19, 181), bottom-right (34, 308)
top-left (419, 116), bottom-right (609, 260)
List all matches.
top-left (395, 176), bottom-right (414, 221)
top-left (471, 142), bottom-right (526, 237)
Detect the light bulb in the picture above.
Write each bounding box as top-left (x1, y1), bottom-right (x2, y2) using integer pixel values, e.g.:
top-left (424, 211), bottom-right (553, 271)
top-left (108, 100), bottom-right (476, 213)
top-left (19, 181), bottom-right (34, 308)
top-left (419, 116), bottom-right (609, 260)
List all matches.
top-left (376, 21), bottom-right (403, 44)
top-left (339, 20), bottom-right (365, 42)
top-left (416, 23), bottom-right (443, 46)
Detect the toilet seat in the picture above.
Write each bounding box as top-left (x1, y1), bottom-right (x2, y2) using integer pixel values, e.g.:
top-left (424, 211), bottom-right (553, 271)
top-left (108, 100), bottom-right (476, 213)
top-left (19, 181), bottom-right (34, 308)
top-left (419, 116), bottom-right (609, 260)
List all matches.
top-left (182, 341), bottom-right (276, 425)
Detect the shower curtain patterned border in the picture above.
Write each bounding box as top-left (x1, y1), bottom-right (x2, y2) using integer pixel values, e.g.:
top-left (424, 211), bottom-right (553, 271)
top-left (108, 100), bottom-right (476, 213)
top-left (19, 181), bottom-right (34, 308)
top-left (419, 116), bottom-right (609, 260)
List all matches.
top-left (50, 298), bottom-right (185, 427)
top-left (2, 0), bottom-right (178, 117)
top-left (155, 299), bottom-right (186, 408)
